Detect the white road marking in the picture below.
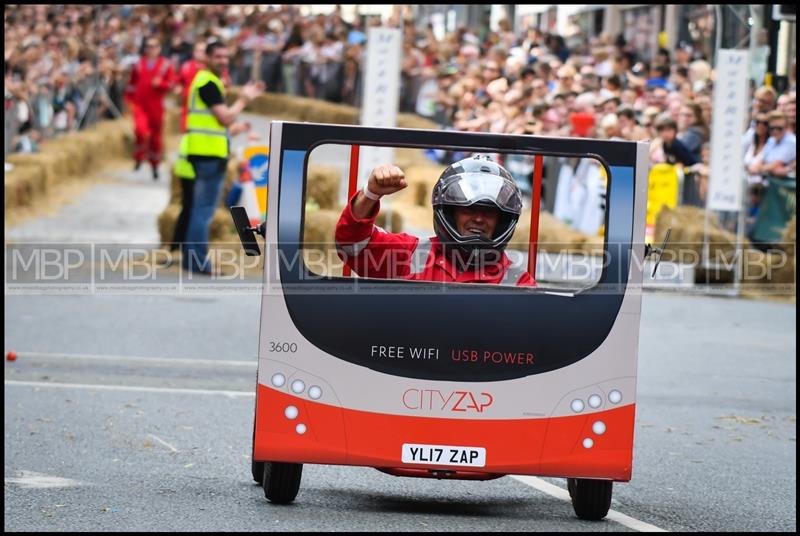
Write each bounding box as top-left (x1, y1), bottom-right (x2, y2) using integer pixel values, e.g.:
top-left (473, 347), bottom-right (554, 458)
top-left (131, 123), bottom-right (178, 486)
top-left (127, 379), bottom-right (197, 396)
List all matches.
top-left (10, 351), bottom-right (257, 368)
top-left (510, 475), bottom-right (669, 532)
top-left (5, 380), bottom-right (254, 398)
top-left (5, 470), bottom-right (85, 489)
top-left (149, 434), bottom-right (179, 453)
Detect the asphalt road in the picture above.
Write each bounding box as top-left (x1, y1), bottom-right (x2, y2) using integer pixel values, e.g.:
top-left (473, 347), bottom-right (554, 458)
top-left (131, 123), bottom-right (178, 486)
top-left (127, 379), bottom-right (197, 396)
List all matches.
top-left (4, 291), bottom-right (796, 532)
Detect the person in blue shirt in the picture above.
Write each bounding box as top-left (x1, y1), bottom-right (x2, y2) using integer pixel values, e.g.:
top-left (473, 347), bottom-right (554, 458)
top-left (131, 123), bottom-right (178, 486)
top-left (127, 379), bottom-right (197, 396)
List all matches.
top-left (748, 111), bottom-right (796, 178)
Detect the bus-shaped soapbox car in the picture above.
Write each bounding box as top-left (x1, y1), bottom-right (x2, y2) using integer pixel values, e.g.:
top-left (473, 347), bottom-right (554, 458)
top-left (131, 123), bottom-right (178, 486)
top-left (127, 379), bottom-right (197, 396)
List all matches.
top-left (235, 122), bottom-right (650, 521)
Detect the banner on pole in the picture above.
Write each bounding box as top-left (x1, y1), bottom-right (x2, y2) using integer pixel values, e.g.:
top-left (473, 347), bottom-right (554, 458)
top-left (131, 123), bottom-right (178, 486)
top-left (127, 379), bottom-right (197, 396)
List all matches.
top-left (708, 49), bottom-right (750, 211)
top-left (359, 27), bottom-right (402, 186)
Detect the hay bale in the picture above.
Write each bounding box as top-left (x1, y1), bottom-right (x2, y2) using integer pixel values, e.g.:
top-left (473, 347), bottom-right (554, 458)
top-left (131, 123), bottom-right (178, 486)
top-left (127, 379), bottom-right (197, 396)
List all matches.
top-left (210, 207), bottom-right (235, 241)
top-left (509, 210), bottom-right (594, 254)
top-left (303, 209), bottom-right (340, 247)
top-left (376, 210), bottom-right (404, 233)
top-left (306, 165), bottom-right (341, 209)
top-left (401, 165), bottom-right (444, 207)
top-left (5, 165), bottom-right (41, 209)
top-left (157, 204), bottom-right (236, 247)
top-left (654, 205), bottom-right (746, 267)
top-left (5, 116), bottom-right (135, 221)
top-left (398, 113), bottom-right (438, 130)
top-left (6, 154), bottom-right (55, 195)
top-left (168, 167), bottom-right (182, 205)
top-left (392, 201), bottom-right (434, 231)
top-left (157, 203), bottom-right (182, 246)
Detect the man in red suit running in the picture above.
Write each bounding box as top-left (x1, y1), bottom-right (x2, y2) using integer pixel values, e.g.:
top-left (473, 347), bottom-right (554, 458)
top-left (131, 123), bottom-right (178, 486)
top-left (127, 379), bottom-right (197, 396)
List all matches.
top-left (125, 36), bottom-right (175, 180)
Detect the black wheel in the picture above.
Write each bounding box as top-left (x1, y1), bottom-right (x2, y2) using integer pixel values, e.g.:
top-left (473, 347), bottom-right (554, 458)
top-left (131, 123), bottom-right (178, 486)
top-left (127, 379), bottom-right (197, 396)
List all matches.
top-left (262, 462), bottom-right (303, 504)
top-left (252, 460), bottom-right (265, 483)
top-left (567, 478), bottom-right (612, 521)
top-left (250, 416), bottom-right (263, 483)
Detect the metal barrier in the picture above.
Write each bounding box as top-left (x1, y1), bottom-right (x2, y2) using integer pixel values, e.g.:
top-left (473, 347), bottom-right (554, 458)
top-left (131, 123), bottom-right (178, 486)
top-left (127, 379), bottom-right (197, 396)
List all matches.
top-left (4, 78), bottom-right (126, 156)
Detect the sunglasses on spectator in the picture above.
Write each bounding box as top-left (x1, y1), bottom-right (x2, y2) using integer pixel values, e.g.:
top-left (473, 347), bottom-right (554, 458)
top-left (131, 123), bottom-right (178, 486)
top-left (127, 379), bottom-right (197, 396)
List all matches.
top-left (756, 120), bottom-right (769, 126)
top-left (768, 125), bottom-right (785, 132)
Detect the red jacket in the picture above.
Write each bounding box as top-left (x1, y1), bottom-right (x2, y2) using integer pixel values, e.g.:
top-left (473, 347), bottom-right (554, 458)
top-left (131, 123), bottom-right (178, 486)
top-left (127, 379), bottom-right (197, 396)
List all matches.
top-left (335, 194), bottom-right (536, 286)
top-left (178, 59), bottom-right (203, 107)
top-left (125, 57), bottom-right (175, 112)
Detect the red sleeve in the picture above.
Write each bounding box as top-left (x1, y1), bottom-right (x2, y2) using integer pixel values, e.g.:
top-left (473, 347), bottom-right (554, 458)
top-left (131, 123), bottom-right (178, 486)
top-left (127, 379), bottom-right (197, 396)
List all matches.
top-left (156, 60), bottom-right (175, 92)
top-left (335, 193), bottom-right (419, 279)
top-left (515, 270), bottom-right (537, 287)
top-left (179, 63), bottom-right (192, 91)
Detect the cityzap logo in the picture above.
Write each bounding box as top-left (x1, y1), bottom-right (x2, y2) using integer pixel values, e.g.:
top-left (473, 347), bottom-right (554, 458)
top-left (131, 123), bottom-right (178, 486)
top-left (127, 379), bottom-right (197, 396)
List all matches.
top-left (402, 389), bottom-right (494, 414)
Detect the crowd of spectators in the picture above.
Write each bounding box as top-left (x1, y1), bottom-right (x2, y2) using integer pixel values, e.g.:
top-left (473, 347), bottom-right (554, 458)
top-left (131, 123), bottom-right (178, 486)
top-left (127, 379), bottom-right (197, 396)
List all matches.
top-left (5, 4), bottom-right (796, 228)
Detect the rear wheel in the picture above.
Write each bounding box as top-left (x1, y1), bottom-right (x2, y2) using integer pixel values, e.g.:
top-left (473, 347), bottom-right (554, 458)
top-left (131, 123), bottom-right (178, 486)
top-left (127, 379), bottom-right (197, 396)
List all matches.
top-left (567, 478), bottom-right (612, 520)
top-left (262, 462), bottom-right (303, 504)
top-left (252, 460), bottom-right (265, 483)
top-left (251, 416), bottom-right (263, 483)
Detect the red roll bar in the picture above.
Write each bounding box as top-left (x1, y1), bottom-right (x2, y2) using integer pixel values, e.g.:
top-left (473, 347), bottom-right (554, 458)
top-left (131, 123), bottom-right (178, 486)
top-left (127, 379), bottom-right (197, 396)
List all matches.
top-left (343, 145), bottom-right (360, 277)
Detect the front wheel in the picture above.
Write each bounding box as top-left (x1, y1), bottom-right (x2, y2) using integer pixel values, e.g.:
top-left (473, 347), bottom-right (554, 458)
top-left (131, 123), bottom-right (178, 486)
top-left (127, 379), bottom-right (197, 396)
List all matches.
top-left (567, 478), bottom-right (612, 520)
top-left (252, 460), bottom-right (265, 483)
top-left (262, 462), bottom-right (303, 504)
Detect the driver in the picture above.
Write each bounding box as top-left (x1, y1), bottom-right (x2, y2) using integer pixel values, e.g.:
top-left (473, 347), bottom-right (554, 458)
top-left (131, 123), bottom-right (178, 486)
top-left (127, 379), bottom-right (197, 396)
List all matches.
top-left (335, 154), bottom-right (535, 286)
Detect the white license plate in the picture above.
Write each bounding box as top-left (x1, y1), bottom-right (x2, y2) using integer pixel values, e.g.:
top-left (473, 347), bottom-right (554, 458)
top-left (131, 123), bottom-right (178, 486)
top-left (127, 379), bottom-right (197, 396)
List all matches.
top-left (401, 443), bottom-right (486, 467)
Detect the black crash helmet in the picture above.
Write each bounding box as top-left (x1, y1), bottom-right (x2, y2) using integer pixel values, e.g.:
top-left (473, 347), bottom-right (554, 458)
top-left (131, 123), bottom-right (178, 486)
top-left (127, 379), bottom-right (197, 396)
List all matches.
top-left (431, 154), bottom-right (523, 258)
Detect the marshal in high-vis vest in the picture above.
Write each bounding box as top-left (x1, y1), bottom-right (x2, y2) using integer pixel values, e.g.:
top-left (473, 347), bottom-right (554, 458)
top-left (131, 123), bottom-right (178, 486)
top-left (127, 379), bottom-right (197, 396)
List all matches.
top-left (180, 41), bottom-right (264, 275)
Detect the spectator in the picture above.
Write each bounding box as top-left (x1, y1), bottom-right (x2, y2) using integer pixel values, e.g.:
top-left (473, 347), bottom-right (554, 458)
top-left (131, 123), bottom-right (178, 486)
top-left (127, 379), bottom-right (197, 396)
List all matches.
top-left (743, 113), bottom-right (771, 186)
top-left (777, 91), bottom-right (796, 134)
top-left (651, 114), bottom-right (698, 167)
top-left (677, 101), bottom-right (710, 163)
top-left (749, 111), bottom-right (796, 179)
top-left (617, 107), bottom-right (649, 141)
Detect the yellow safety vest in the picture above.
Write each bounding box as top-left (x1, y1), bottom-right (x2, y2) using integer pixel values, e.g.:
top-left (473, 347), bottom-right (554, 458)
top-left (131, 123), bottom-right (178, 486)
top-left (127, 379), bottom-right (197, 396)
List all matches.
top-left (185, 70), bottom-right (228, 158)
top-left (173, 134), bottom-right (195, 179)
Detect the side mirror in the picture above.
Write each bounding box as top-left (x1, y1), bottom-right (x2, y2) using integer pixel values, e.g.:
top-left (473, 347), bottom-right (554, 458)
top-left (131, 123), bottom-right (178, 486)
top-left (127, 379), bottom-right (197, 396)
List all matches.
top-left (230, 206), bottom-right (264, 257)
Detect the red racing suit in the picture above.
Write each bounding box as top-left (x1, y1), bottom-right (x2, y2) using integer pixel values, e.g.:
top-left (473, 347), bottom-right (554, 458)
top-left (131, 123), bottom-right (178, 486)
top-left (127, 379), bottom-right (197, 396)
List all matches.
top-left (335, 194), bottom-right (536, 286)
top-left (125, 57), bottom-right (175, 166)
top-left (177, 59), bottom-right (203, 133)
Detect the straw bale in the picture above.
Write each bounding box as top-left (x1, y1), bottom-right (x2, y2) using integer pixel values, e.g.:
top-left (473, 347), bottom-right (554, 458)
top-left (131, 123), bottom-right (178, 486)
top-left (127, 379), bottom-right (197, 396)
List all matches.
top-left (398, 113), bottom-right (438, 130)
top-left (157, 204), bottom-right (236, 246)
top-left (654, 205), bottom-right (749, 267)
top-left (303, 209), bottom-right (340, 247)
top-left (395, 148), bottom-right (438, 169)
top-left (168, 167), bottom-right (182, 205)
top-left (392, 201), bottom-right (433, 230)
top-left (402, 165), bottom-right (445, 207)
top-left (5, 165), bottom-right (40, 209)
top-left (306, 165), bottom-right (342, 209)
top-left (376, 210), bottom-right (404, 233)
top-left (6, 154), bottom-right (55, 194)
top-left (157, 203), bottom-right (181, 246)
top-left (210, 207), bottom-right (235, 241)
top-left (509, 210), bottom-right (595, 254)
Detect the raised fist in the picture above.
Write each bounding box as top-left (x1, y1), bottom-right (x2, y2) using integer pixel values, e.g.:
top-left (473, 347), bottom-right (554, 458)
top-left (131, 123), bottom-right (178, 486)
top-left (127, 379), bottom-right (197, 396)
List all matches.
top-left (366, 164), bottom-right (407, 197)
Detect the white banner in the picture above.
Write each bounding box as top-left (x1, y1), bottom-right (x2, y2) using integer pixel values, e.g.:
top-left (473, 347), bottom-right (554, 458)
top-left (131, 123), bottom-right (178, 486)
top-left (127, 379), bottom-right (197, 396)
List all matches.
top-left (708, 49), bottom-right (750, 211)
top-left (359, 27), bottom-right (402, 186)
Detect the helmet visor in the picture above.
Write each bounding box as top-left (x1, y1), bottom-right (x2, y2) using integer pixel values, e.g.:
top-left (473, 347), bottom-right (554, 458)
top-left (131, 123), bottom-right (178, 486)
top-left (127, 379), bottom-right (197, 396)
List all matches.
top-left (434, 173), bottom-right (522, 215)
